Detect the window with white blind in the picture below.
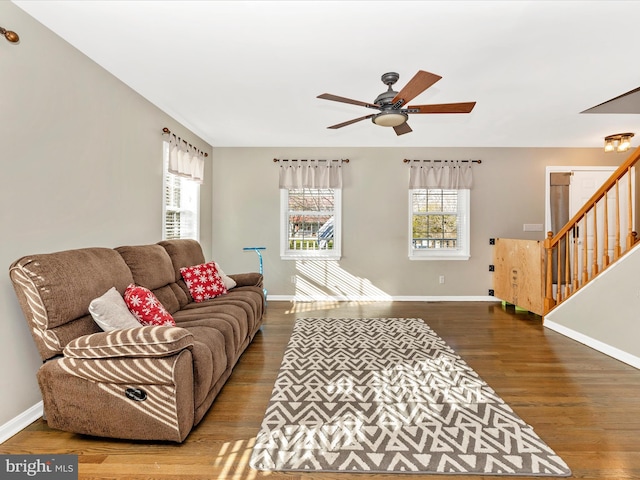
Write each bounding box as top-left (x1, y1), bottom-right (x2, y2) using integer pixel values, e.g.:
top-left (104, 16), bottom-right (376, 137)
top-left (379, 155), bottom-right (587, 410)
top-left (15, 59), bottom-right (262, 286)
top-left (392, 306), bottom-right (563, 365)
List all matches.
top-left (162, 141), bottom-right (199, 240)
top-left (409, 188), bottom-right (470, 260)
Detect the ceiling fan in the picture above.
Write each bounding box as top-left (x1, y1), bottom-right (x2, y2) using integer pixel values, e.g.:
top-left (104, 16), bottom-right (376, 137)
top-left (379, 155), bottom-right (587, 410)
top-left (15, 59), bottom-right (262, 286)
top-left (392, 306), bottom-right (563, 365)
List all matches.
top-left (317, 70), bottom-right (476, 136)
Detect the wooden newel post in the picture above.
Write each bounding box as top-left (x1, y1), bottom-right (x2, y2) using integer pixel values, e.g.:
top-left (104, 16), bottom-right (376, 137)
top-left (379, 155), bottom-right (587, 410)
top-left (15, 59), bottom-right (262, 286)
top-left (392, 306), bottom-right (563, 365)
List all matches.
top-left (544, 231), bottom-right (556, 314)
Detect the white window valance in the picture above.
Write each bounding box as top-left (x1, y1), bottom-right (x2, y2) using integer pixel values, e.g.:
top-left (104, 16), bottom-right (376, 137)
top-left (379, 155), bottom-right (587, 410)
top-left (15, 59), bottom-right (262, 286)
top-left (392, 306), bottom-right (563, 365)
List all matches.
top-left (168, 134), bottom-right (205, 184)
top-left (278, 159), bottom-right (344, 189)
top-left (409, 160), bottom-right (474, 189)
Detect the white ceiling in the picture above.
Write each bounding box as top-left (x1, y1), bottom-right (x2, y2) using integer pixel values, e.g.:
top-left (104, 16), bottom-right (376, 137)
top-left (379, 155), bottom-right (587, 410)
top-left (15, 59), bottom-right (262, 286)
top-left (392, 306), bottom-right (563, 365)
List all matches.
top-left (13, 0), bottom-right (640, 148)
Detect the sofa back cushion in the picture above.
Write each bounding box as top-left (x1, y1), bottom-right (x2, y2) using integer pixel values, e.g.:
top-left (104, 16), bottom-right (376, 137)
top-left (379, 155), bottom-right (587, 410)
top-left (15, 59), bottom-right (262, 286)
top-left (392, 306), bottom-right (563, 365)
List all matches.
top-left (116, 244), bottom-right (182, 314)
top-left (158, 239), bottom-right (207, 307)
top-left (9, 248), bottom-right (134, 361)
top-left (116, 245), bottom-right (175, 289)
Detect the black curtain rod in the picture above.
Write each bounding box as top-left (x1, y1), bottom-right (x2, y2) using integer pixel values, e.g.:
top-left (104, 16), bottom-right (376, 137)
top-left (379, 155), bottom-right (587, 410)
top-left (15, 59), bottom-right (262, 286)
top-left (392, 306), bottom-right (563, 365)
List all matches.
top-left (403, 159), bottom-right (481, 164)
top-left (162, 127), bottom-right (209, 157)
top-left (273, 158), bottom-right (349, 163)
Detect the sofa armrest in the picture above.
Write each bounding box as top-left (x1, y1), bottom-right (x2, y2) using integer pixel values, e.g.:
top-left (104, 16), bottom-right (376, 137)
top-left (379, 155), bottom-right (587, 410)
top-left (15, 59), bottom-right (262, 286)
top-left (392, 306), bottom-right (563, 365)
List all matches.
top-left (63, 326), bottom-right (193, 360)
top-left (228, 272), bottom-right (263, 288)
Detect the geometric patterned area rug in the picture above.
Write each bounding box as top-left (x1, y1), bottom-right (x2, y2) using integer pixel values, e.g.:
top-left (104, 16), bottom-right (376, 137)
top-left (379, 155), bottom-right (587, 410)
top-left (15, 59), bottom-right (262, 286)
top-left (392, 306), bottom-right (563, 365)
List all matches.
top-left (250, 318), bottom-right (571, 476)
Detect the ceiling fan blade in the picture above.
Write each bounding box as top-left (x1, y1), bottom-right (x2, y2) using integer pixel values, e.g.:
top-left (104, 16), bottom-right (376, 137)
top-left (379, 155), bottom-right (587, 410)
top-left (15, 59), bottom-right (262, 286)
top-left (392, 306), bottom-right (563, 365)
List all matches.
top-left (394, 122), bottom-right (412, 136)
top-left (391, 70), bottom-right (442, 107)
top-left (408, 102), bottom-right (477, 114)
top-left (317, 93), bottom-right (377, 109)
top-left (327, 114), bottom-right (376, 129)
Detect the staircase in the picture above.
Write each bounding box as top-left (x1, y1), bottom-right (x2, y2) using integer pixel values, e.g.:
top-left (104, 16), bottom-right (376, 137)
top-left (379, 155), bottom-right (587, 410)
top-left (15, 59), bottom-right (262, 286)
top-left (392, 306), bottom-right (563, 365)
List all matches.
top-left (543, 240), bottom-right (640, 369)
top-left (543, 146), bottom-right (640, 315)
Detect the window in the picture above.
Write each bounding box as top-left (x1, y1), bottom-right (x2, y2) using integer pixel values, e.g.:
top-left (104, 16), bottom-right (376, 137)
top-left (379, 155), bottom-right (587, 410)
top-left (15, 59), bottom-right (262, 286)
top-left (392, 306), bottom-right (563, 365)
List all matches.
top-left (163, 141), bottom-right (199, 240)
top-left (409, 188), bottom-right (470, 260)
top-left (280, 188), bottom-right (341, 260)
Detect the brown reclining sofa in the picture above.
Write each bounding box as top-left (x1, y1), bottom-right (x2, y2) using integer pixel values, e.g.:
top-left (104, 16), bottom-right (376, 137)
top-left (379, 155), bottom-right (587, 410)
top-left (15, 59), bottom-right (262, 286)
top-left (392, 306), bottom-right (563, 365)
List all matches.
top-left (9, 239), bottom-right (264, 442)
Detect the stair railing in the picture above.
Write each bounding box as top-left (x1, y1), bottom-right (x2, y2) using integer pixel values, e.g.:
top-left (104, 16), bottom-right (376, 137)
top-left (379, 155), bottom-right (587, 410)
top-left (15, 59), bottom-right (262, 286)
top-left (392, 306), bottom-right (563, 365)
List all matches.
top-left (544, 146), bottom-right (640, 314)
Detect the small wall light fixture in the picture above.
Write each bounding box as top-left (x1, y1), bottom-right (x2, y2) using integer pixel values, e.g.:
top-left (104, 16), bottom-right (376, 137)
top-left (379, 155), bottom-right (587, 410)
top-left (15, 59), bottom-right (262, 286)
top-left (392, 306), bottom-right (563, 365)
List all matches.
top-left (604, 132), bottom-right (634, 153)
top-left (0, 26), bottom-right (19, 43)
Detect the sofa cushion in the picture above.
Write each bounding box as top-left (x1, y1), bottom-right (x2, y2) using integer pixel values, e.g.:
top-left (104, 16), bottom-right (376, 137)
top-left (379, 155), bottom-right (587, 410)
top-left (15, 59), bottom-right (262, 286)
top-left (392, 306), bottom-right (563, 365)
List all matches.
top-left (89, 287), bottom-right (141, 331)
top-left (158, 239), bottom-right (206, 281)
top-left (180, 262), bottom-right (227, 302)
top-left (173, 305), bottom-right (248, 364)
top-left (116, 245), bottom-right (175, 290)
top-left (151, 285), bottom-right (181, 314)
top-left (117, 243), bottom-right (185, 314)
top-left (124, 284), bottom-right (176, 327)
top-left (9, 248), bottom-right (134, 361)
top-left (158, 239), bottom-right (207, 303)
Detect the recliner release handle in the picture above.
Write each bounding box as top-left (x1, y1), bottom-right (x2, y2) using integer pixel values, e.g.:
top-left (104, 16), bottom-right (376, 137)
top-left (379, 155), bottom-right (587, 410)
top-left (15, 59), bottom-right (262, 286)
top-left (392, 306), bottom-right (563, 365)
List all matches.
top-left (125, 387), bottom-right (147, 402)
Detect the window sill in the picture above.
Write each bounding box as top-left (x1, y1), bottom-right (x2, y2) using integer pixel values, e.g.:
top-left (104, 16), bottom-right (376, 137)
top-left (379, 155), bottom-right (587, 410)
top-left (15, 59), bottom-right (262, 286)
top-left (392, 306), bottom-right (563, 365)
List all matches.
top-left (409, 254), bottom-right (470, 261)
top-left (281, 254), bottom-right (342, 261)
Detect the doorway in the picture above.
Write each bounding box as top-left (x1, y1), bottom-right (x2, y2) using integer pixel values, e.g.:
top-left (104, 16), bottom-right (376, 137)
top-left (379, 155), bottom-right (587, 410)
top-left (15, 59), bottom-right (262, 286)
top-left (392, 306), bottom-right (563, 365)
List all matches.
top-left (545, 166), bottom-right (618, 235)
top-left (545, 166), bottom-right (635, 289)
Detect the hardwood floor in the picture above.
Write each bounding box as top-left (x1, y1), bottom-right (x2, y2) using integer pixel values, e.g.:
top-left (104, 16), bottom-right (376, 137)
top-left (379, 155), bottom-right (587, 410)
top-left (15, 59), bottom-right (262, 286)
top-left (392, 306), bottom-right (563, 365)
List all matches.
top-left (2, 301), bottom-right (639, 479)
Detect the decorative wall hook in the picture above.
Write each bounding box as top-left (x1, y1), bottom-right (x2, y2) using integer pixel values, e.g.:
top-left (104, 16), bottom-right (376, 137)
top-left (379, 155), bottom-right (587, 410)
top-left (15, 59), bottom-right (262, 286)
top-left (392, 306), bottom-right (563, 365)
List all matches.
top-left (1, 26), bottom-right (19, 43)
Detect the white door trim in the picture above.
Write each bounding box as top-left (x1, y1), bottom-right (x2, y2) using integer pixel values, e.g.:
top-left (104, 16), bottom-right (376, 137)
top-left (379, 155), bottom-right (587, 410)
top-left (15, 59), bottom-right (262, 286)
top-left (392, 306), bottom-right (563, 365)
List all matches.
top-left (544, 166), bottom-right (618, 235)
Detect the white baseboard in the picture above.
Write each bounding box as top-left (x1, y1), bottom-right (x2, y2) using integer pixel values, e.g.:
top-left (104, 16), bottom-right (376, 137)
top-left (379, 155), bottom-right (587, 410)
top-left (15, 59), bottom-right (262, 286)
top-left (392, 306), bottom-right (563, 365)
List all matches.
top-left (267, 295), bottom-right (500, 302)
top-left (544, 320), bottom-right (640, 370)
top-left (0, 401), bottom-right (43, 444)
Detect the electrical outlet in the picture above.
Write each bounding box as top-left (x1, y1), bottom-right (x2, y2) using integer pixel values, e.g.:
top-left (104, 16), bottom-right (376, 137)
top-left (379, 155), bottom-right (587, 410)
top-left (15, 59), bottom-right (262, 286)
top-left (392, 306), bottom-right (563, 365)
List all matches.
top-left (489, 238), bottom-right (495, 245)
top-left (489, 265), bottom-right (495, 272)
top-left (439, 275), bottom-right (445, 284)
top-left (488, 289), bottom-right (495, 296)
top-left (290, 275), bottom-right (297, 284)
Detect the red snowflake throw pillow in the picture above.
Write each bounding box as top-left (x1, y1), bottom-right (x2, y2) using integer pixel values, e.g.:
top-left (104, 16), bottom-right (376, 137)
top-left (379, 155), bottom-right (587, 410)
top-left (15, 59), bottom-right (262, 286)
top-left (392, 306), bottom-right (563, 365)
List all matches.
top-left (180, 261), bottom-right (228, 302)
top-left (123, 284), bottom-right (176, 327)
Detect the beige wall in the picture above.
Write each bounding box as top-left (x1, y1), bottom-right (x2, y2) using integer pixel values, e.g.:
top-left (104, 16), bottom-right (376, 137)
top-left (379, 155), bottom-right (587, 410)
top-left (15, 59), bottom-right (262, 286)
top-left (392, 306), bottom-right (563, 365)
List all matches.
top-left (1, 2), bottom-right (212, 431)
top-left (211, 147), bottom-right (621, 298)
top-left (545, 244), bottom-right (640, 361)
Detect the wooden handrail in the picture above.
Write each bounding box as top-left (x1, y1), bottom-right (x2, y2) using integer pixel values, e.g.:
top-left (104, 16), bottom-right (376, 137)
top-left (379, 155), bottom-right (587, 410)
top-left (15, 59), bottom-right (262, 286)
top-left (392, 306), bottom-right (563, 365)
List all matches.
top-left (549, 147), bottom-right (640, 245)
top-left (544, 145), bottom-right (640, 314)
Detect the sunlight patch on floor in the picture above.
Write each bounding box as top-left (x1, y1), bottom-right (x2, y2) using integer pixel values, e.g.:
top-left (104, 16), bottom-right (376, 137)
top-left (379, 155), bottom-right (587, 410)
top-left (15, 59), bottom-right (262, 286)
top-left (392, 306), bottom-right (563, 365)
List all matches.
top-left (214, 437), bottom-right (262, 480)
top-left (292, 260), bottom-right (391, 302)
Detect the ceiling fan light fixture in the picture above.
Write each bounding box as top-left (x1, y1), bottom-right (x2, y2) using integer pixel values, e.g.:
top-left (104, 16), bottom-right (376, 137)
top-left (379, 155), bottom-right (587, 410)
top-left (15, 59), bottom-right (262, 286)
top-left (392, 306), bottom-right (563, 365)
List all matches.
top-left (604, 132), bottom-right (634, 153)
top-left (373, 112), bottom-right (408, 127)
top-left (317, 70), bottom-right (475, 136)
